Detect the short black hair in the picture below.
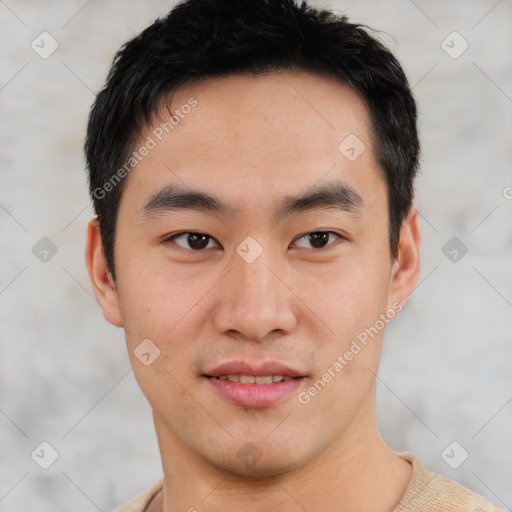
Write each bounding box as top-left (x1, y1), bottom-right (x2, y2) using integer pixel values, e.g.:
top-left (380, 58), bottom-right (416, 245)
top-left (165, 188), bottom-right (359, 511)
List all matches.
top-left (85, 0), bottom-right (420, 281)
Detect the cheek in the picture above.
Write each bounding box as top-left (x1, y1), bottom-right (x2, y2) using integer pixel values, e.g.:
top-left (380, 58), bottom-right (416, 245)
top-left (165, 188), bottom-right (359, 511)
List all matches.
top-left (115, 254), bottom-right (205, 338)
top-left (115, 262), bottom-right (219, 401)
top-left (294, 250), bottom-right (392, 338)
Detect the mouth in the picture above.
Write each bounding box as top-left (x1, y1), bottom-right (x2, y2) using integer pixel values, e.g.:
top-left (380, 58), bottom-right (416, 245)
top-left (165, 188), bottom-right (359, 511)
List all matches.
top-left (203, 361), bottom-right (307, 408)
top-left (210, 374), bottom-right (302, 384)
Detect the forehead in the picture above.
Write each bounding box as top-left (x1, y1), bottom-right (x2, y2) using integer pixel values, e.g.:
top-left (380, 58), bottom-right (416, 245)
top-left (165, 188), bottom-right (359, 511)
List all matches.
top-left (123, 70), bottom-right (382, 216)
top-left (154, 70), bottom-right (371, 157)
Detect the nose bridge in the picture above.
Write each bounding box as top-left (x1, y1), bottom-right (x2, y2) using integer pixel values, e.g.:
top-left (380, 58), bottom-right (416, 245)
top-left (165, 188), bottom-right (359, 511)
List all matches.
top-left (237, 252), bottom-right (274, 299)
top-left (212, 239), bottom-right (297, 341)
top-left (233, 242), bottom-right (281, 312)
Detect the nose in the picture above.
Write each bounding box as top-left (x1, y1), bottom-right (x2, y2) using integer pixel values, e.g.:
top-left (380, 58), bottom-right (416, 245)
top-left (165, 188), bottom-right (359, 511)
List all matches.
top-left (212, 245), bottom-right (298, 343)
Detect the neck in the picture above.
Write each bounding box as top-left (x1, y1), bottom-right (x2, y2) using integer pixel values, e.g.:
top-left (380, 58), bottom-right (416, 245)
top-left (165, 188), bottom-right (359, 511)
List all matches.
top-left (152, 389), bottom-right (412, 512)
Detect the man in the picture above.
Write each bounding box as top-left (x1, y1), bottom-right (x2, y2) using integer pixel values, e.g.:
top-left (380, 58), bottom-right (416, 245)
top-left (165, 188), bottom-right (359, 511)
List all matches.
top-left (84, 0), bottom-right (499, 510)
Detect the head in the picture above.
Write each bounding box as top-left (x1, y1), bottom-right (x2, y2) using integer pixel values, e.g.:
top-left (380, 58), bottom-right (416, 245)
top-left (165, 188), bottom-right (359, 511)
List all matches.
top-left (85, 0), bottom-right (421, 477)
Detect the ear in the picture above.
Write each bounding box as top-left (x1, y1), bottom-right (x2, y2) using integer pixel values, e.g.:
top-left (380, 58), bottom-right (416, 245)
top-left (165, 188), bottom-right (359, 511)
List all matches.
top-left (85, 218), bottom-right (123, 327)
top-left (388, 206), bottom-right (421, 308)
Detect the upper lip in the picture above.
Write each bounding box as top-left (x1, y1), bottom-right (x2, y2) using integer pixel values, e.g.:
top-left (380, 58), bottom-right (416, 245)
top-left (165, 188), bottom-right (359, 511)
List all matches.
top-left (204, 360), bottom-right (305, 378)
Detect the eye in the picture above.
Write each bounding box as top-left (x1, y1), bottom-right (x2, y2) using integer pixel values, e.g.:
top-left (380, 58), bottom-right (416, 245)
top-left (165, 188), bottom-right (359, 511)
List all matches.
top-left (293, 231), bottom-right (342, 250)
top-left (167, 232), bottom-right (220, 251)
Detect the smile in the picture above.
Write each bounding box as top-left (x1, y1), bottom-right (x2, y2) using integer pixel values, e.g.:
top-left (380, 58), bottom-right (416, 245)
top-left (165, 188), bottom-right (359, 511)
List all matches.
top-left (216, 374), bottom-right (299, 384)
top-left (204, 374), bottom-right (305, 408)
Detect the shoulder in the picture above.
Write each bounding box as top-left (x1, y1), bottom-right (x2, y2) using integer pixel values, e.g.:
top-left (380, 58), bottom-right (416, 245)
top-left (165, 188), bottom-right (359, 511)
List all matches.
top-left (112, 478), bottom-right (164, 512)
top-left (394, 452), bottom-right (500, 512)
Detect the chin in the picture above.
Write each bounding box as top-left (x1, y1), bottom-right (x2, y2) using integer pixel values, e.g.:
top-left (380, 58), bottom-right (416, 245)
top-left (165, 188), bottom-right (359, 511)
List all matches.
top-left (200, 436), bottom-right (311, 479)
top-left (217, 455), bottom-right (300, 479)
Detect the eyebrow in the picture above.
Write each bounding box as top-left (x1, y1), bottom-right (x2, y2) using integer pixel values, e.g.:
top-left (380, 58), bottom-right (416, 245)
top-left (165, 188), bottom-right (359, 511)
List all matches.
top-left (139, 180), bottom-right (364, 221)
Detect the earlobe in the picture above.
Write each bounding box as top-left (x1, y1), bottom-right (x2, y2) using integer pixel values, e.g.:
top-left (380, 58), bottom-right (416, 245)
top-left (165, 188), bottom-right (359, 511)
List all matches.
top-left (85, 218), bottom-right (124, 327)
top-left (389, 206), bottom-right (421, 308)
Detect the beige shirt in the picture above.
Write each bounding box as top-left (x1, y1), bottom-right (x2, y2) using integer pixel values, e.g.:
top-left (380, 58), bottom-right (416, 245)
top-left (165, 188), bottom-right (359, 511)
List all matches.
top-left (112, 452), bottom-right (500, 512)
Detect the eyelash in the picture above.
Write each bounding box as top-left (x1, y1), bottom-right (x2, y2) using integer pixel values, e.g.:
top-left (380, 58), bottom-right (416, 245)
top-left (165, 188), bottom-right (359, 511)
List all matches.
top-left (165, 230), bottom-right (343, 251)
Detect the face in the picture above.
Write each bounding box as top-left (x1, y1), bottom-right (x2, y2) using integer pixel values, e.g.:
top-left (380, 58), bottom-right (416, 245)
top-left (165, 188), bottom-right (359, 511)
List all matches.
top-left (87, 70), bottom-right (420, 477)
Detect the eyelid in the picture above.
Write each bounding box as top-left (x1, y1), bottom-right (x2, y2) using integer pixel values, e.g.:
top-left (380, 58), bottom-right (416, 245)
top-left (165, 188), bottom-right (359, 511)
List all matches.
top-left (166, 231), bottom-right (221, 250)
top-left (164, 230), bottom-right (344, 251)
top-left (292, 230), bottom-right (343, 249)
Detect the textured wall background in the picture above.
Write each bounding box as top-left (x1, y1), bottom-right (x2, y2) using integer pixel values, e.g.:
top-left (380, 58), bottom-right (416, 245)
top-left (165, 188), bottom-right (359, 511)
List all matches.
top-left (1, 1), bottom-right (511, 510)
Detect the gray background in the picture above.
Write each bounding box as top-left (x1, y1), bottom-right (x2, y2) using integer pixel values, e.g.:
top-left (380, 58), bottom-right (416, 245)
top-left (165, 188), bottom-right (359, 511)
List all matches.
top-left (1, 0), bottom-right (511, 510)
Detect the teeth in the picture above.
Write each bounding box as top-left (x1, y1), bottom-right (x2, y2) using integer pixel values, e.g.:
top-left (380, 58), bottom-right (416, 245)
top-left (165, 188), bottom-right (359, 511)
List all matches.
top-left (216, 374), bottom-right (291, 384)
top-left (255, 375), bottom-right (273, 384)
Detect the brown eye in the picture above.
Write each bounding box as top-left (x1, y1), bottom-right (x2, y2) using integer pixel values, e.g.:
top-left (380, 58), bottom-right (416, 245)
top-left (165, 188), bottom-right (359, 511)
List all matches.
top-left (294, 231), bottom-right (341, 250)
top-left (169, 232), bottom-right (218, 250)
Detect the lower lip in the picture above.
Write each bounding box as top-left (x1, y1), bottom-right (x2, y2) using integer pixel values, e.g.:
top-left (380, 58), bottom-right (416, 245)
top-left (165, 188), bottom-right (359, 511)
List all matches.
top-left (205, 377), bottom-right (304, 408)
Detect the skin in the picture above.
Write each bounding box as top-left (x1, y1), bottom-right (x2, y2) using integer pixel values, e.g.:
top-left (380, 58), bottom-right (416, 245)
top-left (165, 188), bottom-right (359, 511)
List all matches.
top-left (86, 70), bottom-right (421, 512)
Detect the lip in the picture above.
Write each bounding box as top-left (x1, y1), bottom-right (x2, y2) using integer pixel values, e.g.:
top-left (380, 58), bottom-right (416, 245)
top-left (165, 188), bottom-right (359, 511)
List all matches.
top-left (205, 376), bottom-right (304, 408)
top-left (203, 360), bottom-right (307, 408)
top-left (204, 360), bottom-right (304, 378)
